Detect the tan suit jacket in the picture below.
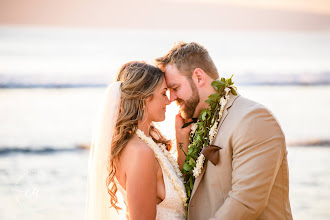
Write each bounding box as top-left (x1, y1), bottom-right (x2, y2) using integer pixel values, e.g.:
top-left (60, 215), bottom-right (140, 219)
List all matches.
top-left (188, 93), bottom-right (293, 220)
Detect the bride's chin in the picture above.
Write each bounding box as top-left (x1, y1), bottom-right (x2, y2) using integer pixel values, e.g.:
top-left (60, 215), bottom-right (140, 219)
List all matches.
top-left (154, 115), bottom-right (166, 122)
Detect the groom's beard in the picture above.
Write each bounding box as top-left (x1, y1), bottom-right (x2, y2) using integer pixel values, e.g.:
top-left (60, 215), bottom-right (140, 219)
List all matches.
top-left (176, 81), bottom-right (200, 119)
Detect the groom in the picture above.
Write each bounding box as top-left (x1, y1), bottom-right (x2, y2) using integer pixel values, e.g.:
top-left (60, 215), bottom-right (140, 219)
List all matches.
top-left (156, 42), bottom-right (292, 220)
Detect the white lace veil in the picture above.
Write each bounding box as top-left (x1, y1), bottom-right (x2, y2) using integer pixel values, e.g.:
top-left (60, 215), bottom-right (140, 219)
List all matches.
top-left (85, 81), bottom-right (123, 220)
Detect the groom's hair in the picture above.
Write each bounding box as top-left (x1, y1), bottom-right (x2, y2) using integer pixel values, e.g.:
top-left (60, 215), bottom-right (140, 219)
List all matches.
top-left (155, 41), bottom-right (219, 79)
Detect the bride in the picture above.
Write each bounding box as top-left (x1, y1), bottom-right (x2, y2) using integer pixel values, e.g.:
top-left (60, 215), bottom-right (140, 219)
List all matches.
top-left (86, 61), bottom-right (190, 220)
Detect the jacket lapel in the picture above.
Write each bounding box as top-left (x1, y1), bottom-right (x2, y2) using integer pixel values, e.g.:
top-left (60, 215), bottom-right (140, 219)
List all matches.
top-left (190, 91), bottom-right (240, 201)
top-left (218, 92), bottom-right (240, 128)
top-left (190, 161), bottom-right (207, 199)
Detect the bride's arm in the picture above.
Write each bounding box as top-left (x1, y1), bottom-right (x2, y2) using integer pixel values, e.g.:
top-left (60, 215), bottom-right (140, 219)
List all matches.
top-left (125, 142), bottom-right (157, 220)
top-left (175, 113), bottom-right (192, 169)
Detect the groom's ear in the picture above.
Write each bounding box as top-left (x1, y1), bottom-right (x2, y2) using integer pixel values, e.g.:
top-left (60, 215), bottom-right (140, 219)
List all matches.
top-left (193, 68), bottom-right (206, 87)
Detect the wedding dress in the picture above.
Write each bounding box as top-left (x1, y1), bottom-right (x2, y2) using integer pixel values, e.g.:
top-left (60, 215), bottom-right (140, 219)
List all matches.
top-left (115, 145), bottom-right (186, 220)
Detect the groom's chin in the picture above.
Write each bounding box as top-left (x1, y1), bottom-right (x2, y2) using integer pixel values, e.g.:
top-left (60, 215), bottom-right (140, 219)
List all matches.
top-left (179, 109), bottom-right (189, 120)
top-left (180, 106), bottom-right (196, 120)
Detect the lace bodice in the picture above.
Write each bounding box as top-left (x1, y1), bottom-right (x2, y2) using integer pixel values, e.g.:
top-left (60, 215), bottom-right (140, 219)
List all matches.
top-left (115, 152), bottom-right (186, 220)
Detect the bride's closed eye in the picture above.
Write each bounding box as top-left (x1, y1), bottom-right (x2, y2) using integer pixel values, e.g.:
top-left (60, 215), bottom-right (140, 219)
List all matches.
top-left (162, 88), bottom-right (169, 97)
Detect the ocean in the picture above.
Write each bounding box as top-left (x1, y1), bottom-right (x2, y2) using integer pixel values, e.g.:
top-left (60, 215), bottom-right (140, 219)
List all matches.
top-left (1, 86), bottom-right (330, 220)
top-left (1, 26), bottom-right (330, 219)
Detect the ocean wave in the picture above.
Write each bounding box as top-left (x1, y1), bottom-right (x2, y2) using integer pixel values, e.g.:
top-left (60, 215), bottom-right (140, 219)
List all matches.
top-left (0, 146), bottom-right (88, 156)
top-left (287, 139), bottom-right (330, 147)
top-left (1, 72), bottom-right (330, 88)
top-left (0, 73), bottom-right (110, 88)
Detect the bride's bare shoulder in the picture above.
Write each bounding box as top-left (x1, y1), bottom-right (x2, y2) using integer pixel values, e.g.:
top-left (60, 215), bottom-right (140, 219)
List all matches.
top-left (122, 135), bottom-right (155, 160)
top-left (120, 136), bottom-right (159, 179)
top-left (116, 136), bottom-right (157, 185)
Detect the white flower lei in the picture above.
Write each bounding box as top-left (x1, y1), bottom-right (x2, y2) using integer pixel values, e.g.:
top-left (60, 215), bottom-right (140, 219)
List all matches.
top-left (192, 87), bottom-right (231, 178)
top-left (136, 129), bottom-right (187, 206)
top-left (158, 144), bottom-right (183, 181)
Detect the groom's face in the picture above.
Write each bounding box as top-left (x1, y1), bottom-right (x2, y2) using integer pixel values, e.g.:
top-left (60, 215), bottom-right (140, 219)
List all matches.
top-left (164, 64), bottom-right (200, 119)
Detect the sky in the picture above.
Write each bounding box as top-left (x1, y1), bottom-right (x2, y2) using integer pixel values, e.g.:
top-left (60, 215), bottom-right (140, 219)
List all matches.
top-left (1, 0), bottom-right (330, 30)
top-left (0, 0), bottom-right (329, 80)
top-left (175, 0), bottom-right (330, 15)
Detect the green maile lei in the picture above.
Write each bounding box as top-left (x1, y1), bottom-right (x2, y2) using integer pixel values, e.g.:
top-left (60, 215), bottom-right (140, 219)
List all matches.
top-left (180, 76), bottom-right (237, 207)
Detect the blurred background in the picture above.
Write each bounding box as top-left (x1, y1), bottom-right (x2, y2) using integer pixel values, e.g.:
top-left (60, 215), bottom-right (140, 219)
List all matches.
top-left (0, 0), bottom-right (330, 219)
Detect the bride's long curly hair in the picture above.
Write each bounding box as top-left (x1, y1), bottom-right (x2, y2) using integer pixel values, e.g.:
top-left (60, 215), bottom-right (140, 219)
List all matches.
top-left (106, 61), bottom-right (171, 211)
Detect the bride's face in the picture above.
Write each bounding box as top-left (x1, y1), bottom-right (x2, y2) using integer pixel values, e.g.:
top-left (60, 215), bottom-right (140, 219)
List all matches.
top-left (145, 79), bottom-right (170, 122)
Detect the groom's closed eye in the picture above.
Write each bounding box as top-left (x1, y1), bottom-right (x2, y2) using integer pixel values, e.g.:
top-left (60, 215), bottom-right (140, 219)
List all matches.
top-left (167, 83), bottom-right (178, 89)
top-left (169, 85), bottom-right (179, 92)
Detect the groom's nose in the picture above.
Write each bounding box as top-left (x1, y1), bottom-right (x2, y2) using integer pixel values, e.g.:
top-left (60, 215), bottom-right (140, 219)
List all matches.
top-left (169, 91), bottom-right (177, 102)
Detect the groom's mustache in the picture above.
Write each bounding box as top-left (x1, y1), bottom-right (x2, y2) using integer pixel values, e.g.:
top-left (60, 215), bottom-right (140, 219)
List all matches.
top-left (175, 98), bottom-right (185, 106)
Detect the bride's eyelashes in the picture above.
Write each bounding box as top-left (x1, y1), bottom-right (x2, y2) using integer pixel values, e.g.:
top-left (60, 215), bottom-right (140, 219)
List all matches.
top-left (162, 88), bottom-right (168, 97)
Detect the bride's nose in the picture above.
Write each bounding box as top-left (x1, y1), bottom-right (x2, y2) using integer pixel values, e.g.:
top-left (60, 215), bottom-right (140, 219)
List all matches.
top-left (165, 96), bottom-right (170, 105)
